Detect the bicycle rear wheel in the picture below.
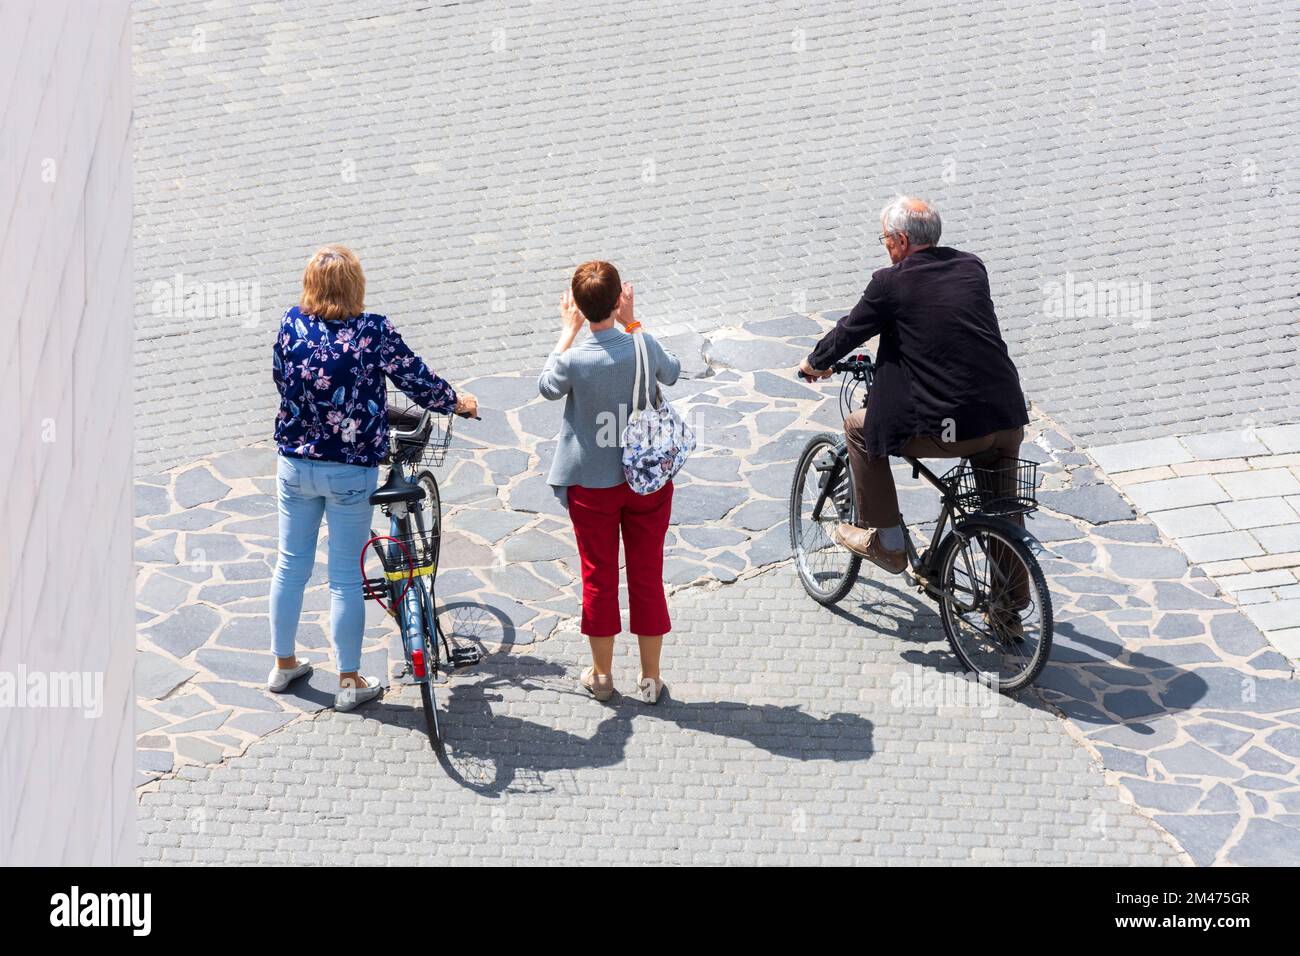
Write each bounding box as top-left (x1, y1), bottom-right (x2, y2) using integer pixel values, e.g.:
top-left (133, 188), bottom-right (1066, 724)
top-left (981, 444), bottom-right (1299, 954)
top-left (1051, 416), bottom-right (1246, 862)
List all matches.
top-left (933, 517), bottom-right (1053, 693)
top-left (789, 433), bottom-right (861, 605)
top-left (419, 681), bottom-right (444, 756)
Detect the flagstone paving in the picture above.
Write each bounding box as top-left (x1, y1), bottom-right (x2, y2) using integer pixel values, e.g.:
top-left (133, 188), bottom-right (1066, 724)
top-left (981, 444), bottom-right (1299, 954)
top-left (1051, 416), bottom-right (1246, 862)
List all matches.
top-left (1090, 428), bottom-right (1300, 661)
top-left (136, 321), bottom-right (1300, 865)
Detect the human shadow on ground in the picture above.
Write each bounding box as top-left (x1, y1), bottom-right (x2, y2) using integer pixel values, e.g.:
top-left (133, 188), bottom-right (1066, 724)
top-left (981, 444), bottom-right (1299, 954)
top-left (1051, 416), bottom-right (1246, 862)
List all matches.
top-left (363, 643), bottom-right (874, 797)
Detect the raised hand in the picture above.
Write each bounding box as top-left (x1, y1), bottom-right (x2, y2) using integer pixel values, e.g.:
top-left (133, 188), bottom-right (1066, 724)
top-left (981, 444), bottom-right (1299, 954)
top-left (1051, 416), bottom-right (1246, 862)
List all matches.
top-left (561, 289), bottom-right (586, 334)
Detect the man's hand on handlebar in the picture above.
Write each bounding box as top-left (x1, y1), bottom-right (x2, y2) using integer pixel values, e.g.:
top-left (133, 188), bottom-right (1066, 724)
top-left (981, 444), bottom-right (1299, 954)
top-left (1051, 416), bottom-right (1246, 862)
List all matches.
top-left (454, 392), bottom-right (480, 419)
top-left (797, 357), bottom-right (834, 382)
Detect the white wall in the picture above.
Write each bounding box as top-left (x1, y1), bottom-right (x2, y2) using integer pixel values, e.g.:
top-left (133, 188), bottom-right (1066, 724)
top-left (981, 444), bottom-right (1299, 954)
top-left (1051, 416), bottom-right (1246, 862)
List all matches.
top-left (0, 1), bottom-right (135, 865)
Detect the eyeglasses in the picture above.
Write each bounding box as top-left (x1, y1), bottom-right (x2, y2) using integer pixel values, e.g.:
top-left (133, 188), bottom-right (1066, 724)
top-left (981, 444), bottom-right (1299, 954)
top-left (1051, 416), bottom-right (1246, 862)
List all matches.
top-left (878, 234), bottom-right (890, 245)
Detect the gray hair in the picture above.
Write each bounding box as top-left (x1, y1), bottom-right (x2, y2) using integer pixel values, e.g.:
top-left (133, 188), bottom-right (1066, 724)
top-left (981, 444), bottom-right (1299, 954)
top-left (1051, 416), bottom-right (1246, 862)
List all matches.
top-left (880, 196), bottom-right (942, 246)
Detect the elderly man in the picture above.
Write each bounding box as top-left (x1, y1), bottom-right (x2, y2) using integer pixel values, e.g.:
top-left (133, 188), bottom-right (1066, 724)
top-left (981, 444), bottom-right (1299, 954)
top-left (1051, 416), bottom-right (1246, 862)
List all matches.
top-left (798, 196), bottom-right (1029, 573)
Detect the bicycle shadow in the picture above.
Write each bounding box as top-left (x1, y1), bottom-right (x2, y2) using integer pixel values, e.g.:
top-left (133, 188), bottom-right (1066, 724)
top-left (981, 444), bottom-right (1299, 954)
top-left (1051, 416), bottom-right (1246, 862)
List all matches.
top-left (814, 564), bottom-right (1220, 735)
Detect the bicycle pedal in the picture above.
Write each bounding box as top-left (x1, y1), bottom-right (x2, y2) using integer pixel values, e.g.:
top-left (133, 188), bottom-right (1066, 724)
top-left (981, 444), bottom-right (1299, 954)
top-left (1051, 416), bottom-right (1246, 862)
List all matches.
top-left (450, 647), bottom-right (481, 668)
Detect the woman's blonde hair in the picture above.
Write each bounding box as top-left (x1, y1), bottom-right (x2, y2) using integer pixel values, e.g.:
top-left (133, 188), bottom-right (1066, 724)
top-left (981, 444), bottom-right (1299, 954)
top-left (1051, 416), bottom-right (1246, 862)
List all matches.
top-left (300, 244), bottom-right (365, 320)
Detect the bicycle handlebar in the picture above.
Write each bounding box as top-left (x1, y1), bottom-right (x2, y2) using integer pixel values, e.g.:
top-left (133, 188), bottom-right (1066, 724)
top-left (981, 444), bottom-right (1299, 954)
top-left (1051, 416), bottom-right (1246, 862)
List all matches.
top-left (796, 353), bottom-right (875, 381)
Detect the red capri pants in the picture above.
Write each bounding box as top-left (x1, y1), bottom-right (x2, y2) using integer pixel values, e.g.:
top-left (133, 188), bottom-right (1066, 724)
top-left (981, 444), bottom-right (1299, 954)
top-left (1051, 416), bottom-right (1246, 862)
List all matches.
top-left (566, 481), bottom-right (674, 638)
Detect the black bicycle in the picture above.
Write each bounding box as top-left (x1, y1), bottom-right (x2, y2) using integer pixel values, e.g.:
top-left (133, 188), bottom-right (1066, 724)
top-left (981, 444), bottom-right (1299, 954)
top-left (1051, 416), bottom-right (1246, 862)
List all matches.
top-left (789, 354), bottom-right (1053, 692)
top-left (361, 389), bottom-right (479, 754)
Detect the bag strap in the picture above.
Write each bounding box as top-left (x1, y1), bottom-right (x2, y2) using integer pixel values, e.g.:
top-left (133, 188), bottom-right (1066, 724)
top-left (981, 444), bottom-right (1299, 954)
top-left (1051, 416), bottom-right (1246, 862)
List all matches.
top-left (630, 329), bottom-right (644, 419)
top-left (629, 330), bottom-right (655, 418)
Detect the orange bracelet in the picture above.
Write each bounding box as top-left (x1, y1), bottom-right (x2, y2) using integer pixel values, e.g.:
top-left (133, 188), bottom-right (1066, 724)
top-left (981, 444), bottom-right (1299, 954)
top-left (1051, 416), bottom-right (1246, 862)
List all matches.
top-left (625, 321), bottom-right (642, 333)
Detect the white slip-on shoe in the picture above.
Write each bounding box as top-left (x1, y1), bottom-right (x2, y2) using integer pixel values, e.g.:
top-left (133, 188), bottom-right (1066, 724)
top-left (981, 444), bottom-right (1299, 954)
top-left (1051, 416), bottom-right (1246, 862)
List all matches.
top-left (335, 676), bottom-right (382, 712)
top-left (637, 673), bottom-right (666, 705)
top-left (267, 656), bottom-right (312, 693)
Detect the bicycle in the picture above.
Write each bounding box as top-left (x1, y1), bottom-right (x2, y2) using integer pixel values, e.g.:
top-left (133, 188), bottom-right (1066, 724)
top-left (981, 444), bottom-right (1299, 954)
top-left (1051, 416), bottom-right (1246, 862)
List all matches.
top-left (789, 353), bottom-right (1053, 692)
top-left (360, 388), bottom-right (480, 754)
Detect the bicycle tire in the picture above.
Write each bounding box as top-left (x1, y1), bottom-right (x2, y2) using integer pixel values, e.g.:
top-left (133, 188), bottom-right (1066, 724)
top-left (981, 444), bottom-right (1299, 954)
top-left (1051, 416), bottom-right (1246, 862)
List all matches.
top-left (419, 681), bottom-right (444, 756)
top-left (414, 469), bottom-right (442, 570)
top-left (789, 432), bottom-right (861, 605)
top-left (933, 516), bottom-right (1053, 693)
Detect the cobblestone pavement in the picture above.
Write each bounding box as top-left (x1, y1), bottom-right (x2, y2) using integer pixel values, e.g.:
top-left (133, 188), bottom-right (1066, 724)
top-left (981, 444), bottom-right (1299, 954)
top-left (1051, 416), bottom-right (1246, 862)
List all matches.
top-left (138, 563), bottom-right (1185, 866)
top-left (137, 323), bottom-right (1300, 864)
top-left (132, 0), bottom-right (1300, 473)
top-left (1089, 429), bottom-right (1300, 660)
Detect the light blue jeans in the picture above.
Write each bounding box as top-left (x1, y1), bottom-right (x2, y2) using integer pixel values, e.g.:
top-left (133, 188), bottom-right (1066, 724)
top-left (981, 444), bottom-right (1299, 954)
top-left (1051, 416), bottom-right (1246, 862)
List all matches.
top-left (270, 456), bottom-right (378, 673)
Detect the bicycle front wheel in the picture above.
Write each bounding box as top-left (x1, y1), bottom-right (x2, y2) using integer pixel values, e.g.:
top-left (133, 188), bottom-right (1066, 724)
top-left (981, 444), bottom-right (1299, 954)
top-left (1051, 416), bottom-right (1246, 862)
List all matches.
top-left (934, 517), bottom-right (1053, 693)
top-left (789, 433), bottom-right (861, 605)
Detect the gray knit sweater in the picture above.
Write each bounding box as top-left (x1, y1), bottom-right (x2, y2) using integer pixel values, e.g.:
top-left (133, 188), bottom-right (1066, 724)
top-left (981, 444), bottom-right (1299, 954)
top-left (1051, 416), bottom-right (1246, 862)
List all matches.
top-left (538, 327), bottom-right (682, 495)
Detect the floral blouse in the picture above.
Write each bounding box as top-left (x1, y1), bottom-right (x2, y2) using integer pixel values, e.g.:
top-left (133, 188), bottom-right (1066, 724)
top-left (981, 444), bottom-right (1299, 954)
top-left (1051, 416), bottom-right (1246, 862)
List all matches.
top-left (273, 306), bottom-right (457, 466)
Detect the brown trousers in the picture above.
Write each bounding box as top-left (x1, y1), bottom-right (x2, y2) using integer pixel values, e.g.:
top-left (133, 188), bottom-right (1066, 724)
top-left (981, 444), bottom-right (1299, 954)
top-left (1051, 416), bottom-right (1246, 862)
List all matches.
top-left (844, 409), bottom-right (1025, 530)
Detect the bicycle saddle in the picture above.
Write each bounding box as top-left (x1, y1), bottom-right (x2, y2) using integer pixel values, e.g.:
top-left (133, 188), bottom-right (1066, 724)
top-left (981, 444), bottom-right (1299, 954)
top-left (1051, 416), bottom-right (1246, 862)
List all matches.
top-left (368, 469), bottom-right (425, 505)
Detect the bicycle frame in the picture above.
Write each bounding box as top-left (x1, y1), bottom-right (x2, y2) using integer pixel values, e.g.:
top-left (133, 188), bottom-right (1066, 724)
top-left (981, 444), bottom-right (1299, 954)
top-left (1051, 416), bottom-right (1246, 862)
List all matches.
top-left (381, 462), bottom-right (447, 684)
top-left (809, 360), bottom-right (990, 609)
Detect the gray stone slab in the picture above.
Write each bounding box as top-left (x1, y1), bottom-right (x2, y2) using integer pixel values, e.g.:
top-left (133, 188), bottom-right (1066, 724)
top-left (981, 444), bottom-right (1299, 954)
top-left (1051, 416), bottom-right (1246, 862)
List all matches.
top-left (215, 616), bottom-right (271, 650)
top-left (174, 466), bottom-right (232, 509)
top-left (228, 711), bottom-right (299, 736)
top-left (142, 603), bottom-right (221, 658)
top-left (136, 532), bottom-right (180, 565)
top-left (1154, 813), bottom-right (1238, 866)
top-left (182, 532), bottom-right (249, 563)
top-left (175, 736), bottom-right (226, 764)
top-left (1210, 613), bottom-right (1270, 657)
top-left (1039, 484), bottom-right (1134, 524)
top-left (484, 565), bottom-right (563, 603)
top-left (220, 494), bottom-right (277, 517)
top-left (136, 651), bottom-right (197, 700)
top-left (673, 483), bottom-right (748, 523)
top-left (517, 400), bottom-right (562, 439)
top-left (1152, 741), bottom-right (1243, 779)
top-left (730, 498), bottom-right (786, 532)
top-left (200, 681), bottom-right (286, 712)
top-left (1153, 613), bottom-right (1206, 640)
top-left (1105, 544), bottom-right (1188, 580)
top-left (1024, 513), bottom-right (1084, 543)
top-left (704, 337), bottom-right (807, 374)
top-left (751, 370), bottom-right (822, 401)
top-left (137, 572), bottom-right (193, 613)
top-left (135, 483), bottom-right (172, 518)
top-left (746, 314), bottom-right (822, 338)
top-left (502, 530), bottom-right (571, 563)
top-left (681, 454), bottom-right (741, 483)
top-left (211, 445), bottom-right (276, 480)
top-left (460, 375), bottom-right (538, 411)
top-left (483, 448), bottom-right (530, 479)
top-left (1227, 819), bottom-right (1300, 866)
top-left (150, 507), bottom-right (227, 531)
top-left (194, 648), bottom-right (275, 684)
top-left (507, 474), bottom-right (567, 516)
top-left (679, 526), bottom-right (750, 550)
top-left (656, 330), bottom-right (710, 379)
top-left (165, 709), bottom-right (233, 735)
top-left (1180, 429), bottom-right (1269, 461)
top-left (459, 507), bottom-right (533, 543)
top-left (1152, 581), bottom-right (1229, 610)
top-left (1117, 779), bottom-right (1202, 813)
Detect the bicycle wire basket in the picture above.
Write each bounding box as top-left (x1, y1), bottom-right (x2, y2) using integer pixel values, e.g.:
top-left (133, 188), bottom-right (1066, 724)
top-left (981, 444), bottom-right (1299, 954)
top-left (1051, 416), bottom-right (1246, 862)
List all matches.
top-left (942, 458), bottom-right (1040, 517)
top-left (368, 530), bottom-right (438, 583)
top-left (386, 387), bottom-right (455, 468)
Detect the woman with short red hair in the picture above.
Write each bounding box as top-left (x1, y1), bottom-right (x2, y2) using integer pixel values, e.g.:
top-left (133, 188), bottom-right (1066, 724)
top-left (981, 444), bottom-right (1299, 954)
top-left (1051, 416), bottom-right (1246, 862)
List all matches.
top-left (539, 261), bottom-right (682, 704)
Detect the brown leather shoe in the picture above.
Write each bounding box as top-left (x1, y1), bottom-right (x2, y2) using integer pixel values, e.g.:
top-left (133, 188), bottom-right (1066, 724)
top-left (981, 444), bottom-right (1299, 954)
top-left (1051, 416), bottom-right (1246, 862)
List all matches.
top-left (833, 524), bottom-right (907, 573)
top-left (983, 607), bottom-right (1025, 643)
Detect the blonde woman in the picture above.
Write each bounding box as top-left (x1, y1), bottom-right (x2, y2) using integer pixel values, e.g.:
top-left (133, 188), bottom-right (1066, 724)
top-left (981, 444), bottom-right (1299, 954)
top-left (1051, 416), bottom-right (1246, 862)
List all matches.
top-left (268, 245), bottom-right (478, 709)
